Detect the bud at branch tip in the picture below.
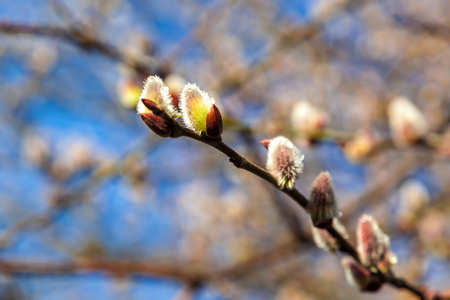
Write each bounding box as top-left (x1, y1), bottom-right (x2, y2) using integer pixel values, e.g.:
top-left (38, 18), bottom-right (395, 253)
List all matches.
top-left (180, 83), bottom-right (223, 138)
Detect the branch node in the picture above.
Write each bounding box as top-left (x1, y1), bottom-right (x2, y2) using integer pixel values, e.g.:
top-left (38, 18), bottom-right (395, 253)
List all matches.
top-left (229, 157), bottom-right (242, 168)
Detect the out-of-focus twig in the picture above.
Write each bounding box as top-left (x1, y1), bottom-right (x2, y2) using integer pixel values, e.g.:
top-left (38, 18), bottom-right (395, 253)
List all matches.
top-left (0, 22), bottom-right (164, 76)
top-left (0, 136), bottom-right (156, 249)
top-left (171, 283), bottom-right (201, 300)
top-left (393, 14), bottom-right (450, 39)
top-left (0, 257), bottom-right (205, 283)
top-left (341, 152), bottom-right (424, 222)
top-left (163, 0), bottom-right (238, 64)
top-left (212, 0), bottom-right (380, 94)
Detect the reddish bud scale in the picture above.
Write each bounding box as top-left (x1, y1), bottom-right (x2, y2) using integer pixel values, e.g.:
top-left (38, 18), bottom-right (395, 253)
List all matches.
top-left (341, 257), bottom-right (383, 292)
top-left (171, 92), bottom-right (180, 110)
top-left (260, 139), bottom-right (272, 149)
top-left (139, 99), bottom-right (172, 137)
top-left (142, 98), bottom-right (162, 113)
top-left (140, 113), bottom-right (172, 138)
top-left (205, 104), bottom-right (223, 139)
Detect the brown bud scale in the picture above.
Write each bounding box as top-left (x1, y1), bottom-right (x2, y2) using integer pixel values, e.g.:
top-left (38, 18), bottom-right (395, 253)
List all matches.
top-left (171, 92), bottom-right (180, 110)
top-left (142, 98), bottom-right (162, 114)
top-left (341, 257), bottom-right (383, 292)
top-left (206, 104), bottom-right (223, 138)
top-left (260, 139), bottom-right (273, 149)
top-left (140, 113), bottom-right (172, 138)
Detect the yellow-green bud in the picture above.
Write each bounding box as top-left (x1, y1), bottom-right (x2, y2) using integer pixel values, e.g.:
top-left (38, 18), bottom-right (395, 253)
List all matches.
top-left (180, 83), bottom-right (223, 138)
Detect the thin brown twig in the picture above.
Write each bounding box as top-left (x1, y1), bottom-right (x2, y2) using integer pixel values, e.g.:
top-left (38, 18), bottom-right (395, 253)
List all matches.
top-left (341, 152), bottom-right (421, 223)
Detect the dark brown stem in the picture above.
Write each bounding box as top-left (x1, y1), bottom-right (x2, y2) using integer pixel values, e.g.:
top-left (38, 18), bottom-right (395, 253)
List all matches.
top-left (378, 269), bottom-right (426, 300)
top-left (327, 226), bottom-right (359, 261)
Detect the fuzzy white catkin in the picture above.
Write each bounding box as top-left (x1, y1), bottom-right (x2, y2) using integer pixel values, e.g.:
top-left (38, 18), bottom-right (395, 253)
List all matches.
top-left (291, 101), bottom-right (326, 135)
top-left (137, 75), bottom-right (178, 117)
top-left (356, 214), bottom-right (397, 268)
top-left (266, 136), bottom-right (304, 189)
top-left (308, 171), bottom-right (340, 226)
top-left (179, 83), bottom-right (215, 132)
top-left (388, 96), bottom-right (428, 146)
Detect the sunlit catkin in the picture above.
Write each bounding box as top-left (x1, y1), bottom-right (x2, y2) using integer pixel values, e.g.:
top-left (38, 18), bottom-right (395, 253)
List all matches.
top-left (179, 83), bottom-right (223, 138)
top-left (265, 136), bottom-right (304, 190)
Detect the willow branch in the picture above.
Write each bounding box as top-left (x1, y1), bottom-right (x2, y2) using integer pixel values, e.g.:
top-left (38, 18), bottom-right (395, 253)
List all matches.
top-left (147, 104), bottom-right (433, 299)
top-left (378, 270), bottom-right (426, 300)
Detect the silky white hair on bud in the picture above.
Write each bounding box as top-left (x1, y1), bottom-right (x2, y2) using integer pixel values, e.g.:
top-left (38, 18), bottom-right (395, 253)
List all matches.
top-left (136, 98), bottom-right (149, 115)
top-left (137, 75), bottom-right (178, 117)
top-left (356, 214), bottom-right (398, 270)
top-left (341, 257), bottom-right (373, 291)
top-left (308, 171), bottom-right (340, 228)
top-left (311, 219), bottom-right (348, 252)
top-left (388, 96), bottom-right (428, 146)
top-left (291, 100), bottom-right (327, 136)
top-left (179, 83), bottom-right (215, 133)
top-left (266, 136), bottom-right (304, 189)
